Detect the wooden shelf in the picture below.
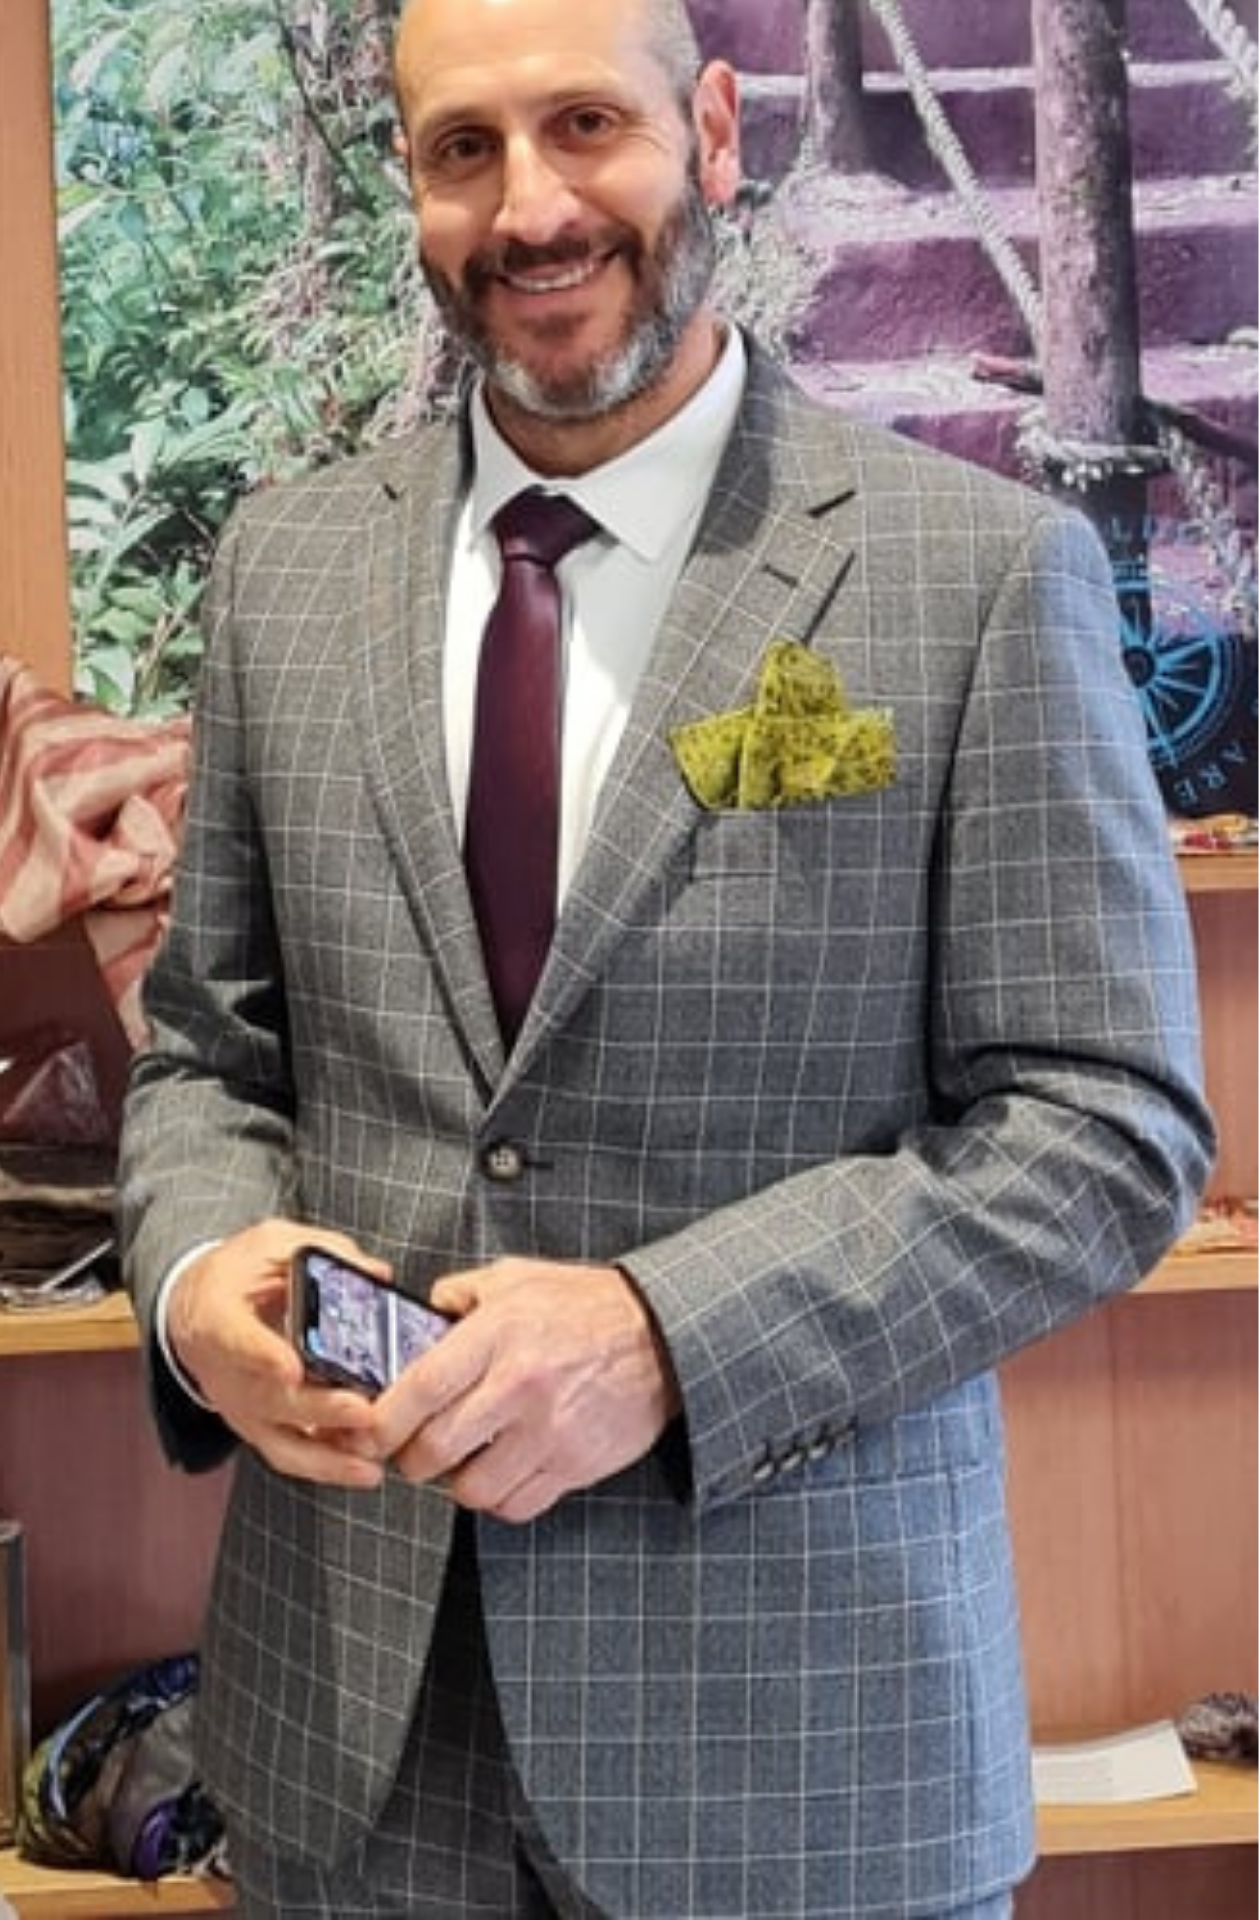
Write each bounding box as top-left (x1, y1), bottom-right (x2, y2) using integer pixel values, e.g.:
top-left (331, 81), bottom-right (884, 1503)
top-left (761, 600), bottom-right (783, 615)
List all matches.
top-left (0, 1293), bottom-right (139, 1358)
top-left (1136, 1248), bottom-right (1257, 1295)
top-left (1036, 1759), bottom-right (1258, 1857)
top-left (1177, 850), bottom-right (1257, 895)
top-left (0, 1850), bottom-right (235, 1916)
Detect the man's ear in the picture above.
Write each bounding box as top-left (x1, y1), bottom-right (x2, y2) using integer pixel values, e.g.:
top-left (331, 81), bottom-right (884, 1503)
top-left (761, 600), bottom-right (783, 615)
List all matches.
top-left (693, 60), bottom-right (742, 209)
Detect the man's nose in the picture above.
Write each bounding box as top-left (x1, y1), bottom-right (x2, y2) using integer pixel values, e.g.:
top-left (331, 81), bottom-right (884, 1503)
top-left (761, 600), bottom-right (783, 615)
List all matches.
top-left (494, 136), bottom-right (580, 243)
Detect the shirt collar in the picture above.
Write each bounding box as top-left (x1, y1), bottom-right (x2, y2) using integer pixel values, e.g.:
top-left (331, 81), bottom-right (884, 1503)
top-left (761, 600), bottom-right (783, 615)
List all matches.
top-left (468, 327), bottom-right (747, 562)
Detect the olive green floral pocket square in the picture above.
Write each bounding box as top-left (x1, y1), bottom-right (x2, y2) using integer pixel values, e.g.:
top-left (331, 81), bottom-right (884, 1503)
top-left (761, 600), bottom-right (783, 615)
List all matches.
top-left (670, 639), bottom-right (895, 811)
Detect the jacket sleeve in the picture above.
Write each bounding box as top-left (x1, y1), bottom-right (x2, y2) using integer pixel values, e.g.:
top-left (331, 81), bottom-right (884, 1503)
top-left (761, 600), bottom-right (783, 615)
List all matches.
top-left (118, 512), bottom-right (298, 1471)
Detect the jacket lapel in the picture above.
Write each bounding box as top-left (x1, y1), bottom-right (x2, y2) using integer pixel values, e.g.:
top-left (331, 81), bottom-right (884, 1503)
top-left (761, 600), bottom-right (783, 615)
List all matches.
top-left (351, 424), bottom-right (508, 1093)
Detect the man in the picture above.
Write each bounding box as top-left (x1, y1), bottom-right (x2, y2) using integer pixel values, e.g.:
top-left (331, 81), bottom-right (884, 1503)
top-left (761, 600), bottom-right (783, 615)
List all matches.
top-left (118, 0), bottom-right (1214, 1914)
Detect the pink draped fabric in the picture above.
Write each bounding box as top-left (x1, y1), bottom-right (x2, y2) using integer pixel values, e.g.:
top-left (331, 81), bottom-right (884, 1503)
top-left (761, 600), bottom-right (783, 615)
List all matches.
top-left (0, 656), bottom-right (190, 1046)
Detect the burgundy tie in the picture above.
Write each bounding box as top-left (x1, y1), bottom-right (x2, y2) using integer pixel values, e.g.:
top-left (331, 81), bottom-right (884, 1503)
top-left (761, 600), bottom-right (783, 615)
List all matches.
top-left (465, 488), bottom-right (597, 1045)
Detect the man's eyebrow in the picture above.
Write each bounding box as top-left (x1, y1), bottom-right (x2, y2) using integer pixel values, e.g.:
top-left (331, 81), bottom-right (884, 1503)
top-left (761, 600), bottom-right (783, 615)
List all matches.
top-left (410, 80), bottom-right (631, 141)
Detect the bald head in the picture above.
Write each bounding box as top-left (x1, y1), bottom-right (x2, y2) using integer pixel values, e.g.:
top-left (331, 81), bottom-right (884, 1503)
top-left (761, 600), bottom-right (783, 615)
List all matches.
top-left (395, 0), bottom-right (703, 115)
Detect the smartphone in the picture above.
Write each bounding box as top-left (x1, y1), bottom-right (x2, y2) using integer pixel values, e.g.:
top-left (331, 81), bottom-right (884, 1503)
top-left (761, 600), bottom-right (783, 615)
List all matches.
top-left (289, 1245), bottom-right (452, 1396)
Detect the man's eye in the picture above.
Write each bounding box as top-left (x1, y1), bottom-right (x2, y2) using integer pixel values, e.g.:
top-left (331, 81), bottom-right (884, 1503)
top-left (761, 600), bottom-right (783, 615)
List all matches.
top-left (425, 130), bottom-right (493, 178)
top-left (563, 106), bottom-right (619, 143)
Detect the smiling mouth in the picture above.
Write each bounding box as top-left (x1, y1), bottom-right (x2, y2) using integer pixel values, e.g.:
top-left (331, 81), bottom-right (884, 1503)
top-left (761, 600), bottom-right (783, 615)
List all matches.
top-left (498, 251), bottom-right (613, 296)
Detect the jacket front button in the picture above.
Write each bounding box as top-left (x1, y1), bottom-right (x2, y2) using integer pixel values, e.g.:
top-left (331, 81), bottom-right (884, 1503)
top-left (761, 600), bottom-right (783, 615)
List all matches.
top-left (481, 1140), bottom-right (526, 1182)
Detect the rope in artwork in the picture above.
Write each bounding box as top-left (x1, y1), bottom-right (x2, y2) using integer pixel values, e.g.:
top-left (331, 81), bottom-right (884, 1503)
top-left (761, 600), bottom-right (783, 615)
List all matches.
top-left (1158, 418), bottom-right (1258, 636)
top-left (1178, 0), bottom-right (1259, 111)
top-left (861, 0), bottom-right (1044, 344)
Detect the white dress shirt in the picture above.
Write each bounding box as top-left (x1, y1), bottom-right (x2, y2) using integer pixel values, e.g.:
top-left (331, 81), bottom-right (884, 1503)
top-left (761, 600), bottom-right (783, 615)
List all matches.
top-left (447, 326), bottom-right (746, 896)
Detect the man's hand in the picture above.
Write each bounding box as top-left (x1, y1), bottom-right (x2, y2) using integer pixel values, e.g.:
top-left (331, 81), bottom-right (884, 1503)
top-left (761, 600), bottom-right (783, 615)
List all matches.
top-left (166, 1220), bottom-right (385, 1488)
top-left (365, 1259), bottom-right (682, 1523)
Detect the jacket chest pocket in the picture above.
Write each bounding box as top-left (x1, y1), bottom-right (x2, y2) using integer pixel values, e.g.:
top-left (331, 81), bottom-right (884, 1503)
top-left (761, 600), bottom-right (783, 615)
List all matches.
top-left (680, 797), bottom-right (899, 930)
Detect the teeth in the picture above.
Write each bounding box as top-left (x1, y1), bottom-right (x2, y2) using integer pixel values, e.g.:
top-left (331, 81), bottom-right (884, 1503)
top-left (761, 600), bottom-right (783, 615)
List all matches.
top-left (504, 258), bottom-right (599, 293)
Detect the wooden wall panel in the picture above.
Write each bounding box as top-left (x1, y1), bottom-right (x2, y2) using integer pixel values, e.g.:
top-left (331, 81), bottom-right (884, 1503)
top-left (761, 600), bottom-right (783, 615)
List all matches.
top-left (1002, 1315), bottom-right (1130, 1733)
top-left (0, 1354), bottom-right (230, 1731)
top-left (1016, 1849), bottom-right (1258, 1919)
top-left (0, 0), bottom-right (71, 691)
top-left (1191, 890), bottom-right (1258, 1200)
top-left (1006, 1291), bottom-right (1259, 1732)
top-left (1111, 1291), bottom-right (1258, 1720)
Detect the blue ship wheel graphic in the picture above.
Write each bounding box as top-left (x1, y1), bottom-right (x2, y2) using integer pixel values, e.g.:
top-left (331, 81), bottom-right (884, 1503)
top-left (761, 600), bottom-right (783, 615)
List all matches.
top-left (1117, 572), bottom-right (1242, 774)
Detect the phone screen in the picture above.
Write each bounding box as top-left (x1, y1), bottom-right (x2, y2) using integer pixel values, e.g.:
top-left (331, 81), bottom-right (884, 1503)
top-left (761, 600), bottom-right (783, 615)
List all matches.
top-left (292, 1247), bottom-right (451, 1395)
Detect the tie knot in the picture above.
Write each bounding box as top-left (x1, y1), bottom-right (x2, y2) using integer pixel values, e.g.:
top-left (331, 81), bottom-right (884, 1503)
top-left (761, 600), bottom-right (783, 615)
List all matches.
top-left (493, 488), bottom-right (597, 570)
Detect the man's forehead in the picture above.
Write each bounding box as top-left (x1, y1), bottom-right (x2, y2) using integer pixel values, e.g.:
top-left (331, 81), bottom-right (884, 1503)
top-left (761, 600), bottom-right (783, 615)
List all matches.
top-left (396, 0), bottom-right (668, 121)
top-left (398, 0), bottom-right (649, 66)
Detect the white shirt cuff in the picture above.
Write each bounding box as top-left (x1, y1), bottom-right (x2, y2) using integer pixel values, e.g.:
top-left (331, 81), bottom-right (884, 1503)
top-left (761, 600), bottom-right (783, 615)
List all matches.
top-left (154, 1243), bottom-right (219, 1410)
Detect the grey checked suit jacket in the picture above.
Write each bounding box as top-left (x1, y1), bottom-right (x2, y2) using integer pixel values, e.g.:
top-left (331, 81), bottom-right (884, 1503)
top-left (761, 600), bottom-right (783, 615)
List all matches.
top-left (120, 344), bottom-right (1213, 1918)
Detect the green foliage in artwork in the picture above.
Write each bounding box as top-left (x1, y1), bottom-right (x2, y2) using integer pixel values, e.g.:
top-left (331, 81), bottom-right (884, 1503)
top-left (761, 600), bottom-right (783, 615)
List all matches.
top-left (55, 0), bottom-right (427, 715)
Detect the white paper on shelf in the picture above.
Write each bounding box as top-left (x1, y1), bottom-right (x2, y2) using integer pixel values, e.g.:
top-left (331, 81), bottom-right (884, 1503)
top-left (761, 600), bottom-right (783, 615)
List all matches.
top-left (1031, 1721), bottom-right (1197, 1805)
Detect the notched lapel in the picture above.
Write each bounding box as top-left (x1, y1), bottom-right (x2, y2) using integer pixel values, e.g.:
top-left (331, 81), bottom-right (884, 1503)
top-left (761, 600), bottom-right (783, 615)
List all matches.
top-left (352, 434), bottom-right (506, 1089)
